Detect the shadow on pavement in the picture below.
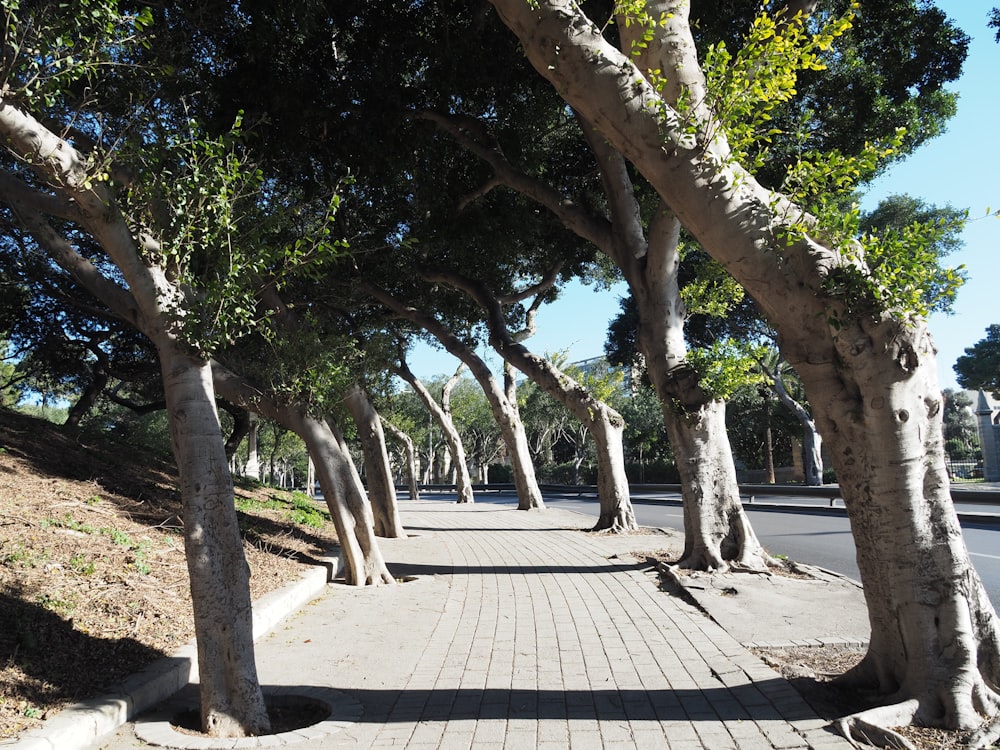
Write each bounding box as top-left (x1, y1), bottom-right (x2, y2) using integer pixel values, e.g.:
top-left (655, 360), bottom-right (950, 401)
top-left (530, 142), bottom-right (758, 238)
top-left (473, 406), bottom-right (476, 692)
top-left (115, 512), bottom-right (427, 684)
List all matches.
top-left (329, 682), bottom-right (819, 724)
top-left (383, 561), bottom-right (651, 577)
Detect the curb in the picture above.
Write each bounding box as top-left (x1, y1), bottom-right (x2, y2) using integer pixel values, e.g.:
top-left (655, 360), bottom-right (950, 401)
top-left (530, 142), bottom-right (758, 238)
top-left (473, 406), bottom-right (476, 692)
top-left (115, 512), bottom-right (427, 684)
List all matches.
top-left (4, 556), bottom-right (336, 750)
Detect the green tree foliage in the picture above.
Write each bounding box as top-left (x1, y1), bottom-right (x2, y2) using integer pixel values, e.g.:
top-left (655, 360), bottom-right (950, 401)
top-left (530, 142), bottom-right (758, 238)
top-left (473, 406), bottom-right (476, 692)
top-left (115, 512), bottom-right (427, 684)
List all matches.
top-left (856, 194), bottom-right (967, 317)
top-left (725, 381), bottom-right (798, 473)
top-left (447, 378), bottom-right (505, 479)
top-left (941, 388), bottom-right (979, 462)
top-left (955, 325), bottom-right (1000, 399)
top-left (0, 341), bottom-right (17, 406)
top-left (691, 0), bottom-right (968, 187)
top-left (617, 384), bottom-right (676, 483)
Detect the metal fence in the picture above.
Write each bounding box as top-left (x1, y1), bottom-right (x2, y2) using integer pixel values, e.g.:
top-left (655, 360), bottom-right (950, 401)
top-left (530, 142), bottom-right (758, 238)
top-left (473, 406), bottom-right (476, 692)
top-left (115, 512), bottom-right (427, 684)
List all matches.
top-left (946, 459), bottom-right (983, 482)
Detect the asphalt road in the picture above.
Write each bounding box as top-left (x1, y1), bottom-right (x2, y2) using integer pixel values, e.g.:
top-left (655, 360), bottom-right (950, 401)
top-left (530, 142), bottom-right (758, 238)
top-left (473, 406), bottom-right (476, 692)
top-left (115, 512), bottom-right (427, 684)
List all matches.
top-left (461, 488), bottom-right (1000, 611)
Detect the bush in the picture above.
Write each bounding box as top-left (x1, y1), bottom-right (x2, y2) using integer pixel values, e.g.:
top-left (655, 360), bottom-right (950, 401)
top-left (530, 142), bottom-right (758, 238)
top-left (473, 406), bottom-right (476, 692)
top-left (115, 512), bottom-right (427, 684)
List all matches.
top-left (535, 461), bottom-right (597, 485)
top-left (625, 459), bottom-right (679, 484)
top-left (487, 464), bottom-right (513, 483)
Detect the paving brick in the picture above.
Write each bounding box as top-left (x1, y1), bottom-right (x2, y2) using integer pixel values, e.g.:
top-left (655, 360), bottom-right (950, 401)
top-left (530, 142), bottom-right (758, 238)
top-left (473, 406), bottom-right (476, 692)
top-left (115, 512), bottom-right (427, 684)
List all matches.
top-left (76, 502), bottom-right (859, 750)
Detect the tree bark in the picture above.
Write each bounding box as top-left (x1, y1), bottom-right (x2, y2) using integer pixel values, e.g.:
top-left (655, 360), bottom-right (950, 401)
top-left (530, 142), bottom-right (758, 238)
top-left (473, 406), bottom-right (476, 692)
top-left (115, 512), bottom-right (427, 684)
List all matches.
top-left (812, 330), bottom-right (1000, 734)
top-left (383, 420), bottom-right (420, 501)
top-left (343, 384), bottom-right (405, 537)
top-left (618, 199), bottom-right (767, 568)
top-left (219, 403), bottom-right (252, 464)
top-left (64, 357), bottom-right (108, 429)
top-left (211, 363), bottom-right (394, 586)
top-left (767, 361), bottom-right (824, 486)
top-left (160, 352), bottom-right (270, 736)
top-left (394, 358), bottom-right (475, 503)
top-left (361, 281), bottom-right (544, 510)
top-left (488, 0), bottom-right (1000, 730)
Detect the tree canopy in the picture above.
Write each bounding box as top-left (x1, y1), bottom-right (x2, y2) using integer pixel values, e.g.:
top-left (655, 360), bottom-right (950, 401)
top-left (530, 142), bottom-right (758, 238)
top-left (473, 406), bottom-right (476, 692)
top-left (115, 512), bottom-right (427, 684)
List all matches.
top-left (955, 325), bottom-right (1000, 398)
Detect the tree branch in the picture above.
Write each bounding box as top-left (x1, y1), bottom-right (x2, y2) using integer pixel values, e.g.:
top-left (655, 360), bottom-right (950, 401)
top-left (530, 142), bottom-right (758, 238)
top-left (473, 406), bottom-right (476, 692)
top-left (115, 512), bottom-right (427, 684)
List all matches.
top-left (0, 190), bottom-right (141, 327)
top-left (416, 108), bottom-right (613, 249)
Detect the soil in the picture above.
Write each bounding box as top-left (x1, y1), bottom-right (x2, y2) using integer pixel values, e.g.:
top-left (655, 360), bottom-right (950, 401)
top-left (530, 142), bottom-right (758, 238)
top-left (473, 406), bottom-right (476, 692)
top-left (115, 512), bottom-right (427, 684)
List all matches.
top-left (171, 696), bottom-right (330, 736)
top-left (0, 407), bottom-right (338, 741)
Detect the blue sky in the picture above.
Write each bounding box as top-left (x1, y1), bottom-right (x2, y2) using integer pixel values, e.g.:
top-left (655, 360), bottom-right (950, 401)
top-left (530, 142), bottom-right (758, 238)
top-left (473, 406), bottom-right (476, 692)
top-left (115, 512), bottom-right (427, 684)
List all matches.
top-left (862, 0), bottom-right (1000, 391)
top-left (405, 2), bottom-right (999, 390)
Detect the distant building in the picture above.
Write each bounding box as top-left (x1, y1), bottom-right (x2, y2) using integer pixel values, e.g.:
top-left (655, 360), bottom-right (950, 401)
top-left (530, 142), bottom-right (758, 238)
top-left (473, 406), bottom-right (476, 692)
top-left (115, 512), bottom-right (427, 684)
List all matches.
top-left (974, 390), bottom-right (1000, 481)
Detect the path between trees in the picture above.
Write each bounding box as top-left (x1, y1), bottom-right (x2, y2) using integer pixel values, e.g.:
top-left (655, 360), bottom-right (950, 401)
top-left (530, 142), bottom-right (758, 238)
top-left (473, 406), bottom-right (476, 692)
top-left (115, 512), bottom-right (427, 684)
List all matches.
top-left (77, 502), bottom-right (859, 750)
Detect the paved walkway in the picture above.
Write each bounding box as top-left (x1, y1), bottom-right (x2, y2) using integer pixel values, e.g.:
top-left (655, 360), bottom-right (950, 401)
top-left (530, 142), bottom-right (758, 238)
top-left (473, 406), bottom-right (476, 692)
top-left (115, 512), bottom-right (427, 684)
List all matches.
top-left (91, 502), bottom-right (851, 749)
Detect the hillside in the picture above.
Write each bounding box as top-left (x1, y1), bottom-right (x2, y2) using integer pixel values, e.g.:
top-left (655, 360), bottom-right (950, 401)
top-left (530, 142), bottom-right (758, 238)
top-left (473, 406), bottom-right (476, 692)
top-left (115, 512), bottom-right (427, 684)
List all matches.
top-left (0, 408), bottom-right (338, 740)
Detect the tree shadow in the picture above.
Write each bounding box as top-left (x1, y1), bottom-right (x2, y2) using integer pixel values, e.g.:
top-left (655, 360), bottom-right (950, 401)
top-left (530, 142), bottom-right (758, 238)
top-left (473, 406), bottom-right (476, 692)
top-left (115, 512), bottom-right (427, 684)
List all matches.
top-left (382, 560), bottom-right (651, 578)
top-left (235, 509), bottom-right (337, 565)
top-left (325, 682), bottom-right (832, 728)
top-left (0, 591), bottom-right (166, 708)
top-left (403, 526), bottom-right (577, 533)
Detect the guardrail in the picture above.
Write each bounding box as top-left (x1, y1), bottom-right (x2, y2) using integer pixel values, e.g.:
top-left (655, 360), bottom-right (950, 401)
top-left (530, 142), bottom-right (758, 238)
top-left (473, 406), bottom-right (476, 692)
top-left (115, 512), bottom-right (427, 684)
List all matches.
top-left (404, 482), bottom-right (1000, 506)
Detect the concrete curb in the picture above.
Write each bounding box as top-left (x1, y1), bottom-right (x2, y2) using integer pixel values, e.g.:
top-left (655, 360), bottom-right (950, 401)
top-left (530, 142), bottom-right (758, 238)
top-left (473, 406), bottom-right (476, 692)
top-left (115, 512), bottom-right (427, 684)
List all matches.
top-left (4, 557), bottom-right (336, 750)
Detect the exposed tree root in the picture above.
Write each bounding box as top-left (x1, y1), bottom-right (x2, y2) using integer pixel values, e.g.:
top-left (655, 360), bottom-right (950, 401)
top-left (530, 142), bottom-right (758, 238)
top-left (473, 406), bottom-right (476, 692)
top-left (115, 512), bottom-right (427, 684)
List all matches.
top-left (968, 715), bottom-right (1000, 749)
top-left (833, 699), bottom-right (920, 749)
top-left (674, 550), bottom-right (729, 573)
top-left (589, 515), bottom-right (638, 534)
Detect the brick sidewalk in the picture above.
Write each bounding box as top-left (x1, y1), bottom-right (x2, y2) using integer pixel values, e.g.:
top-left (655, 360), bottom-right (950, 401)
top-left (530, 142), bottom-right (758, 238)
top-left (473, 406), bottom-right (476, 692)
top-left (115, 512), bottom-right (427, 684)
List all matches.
top-left (91, 502), bottom-right (851, 750)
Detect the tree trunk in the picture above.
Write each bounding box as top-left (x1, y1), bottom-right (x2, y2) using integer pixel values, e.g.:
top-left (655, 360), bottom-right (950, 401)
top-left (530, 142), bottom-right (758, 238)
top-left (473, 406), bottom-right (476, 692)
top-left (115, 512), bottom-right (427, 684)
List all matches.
top-left (769, 360), bottom-right (824, 486)
top-left (629, 208), bottom-right (769, 569)
top-left (763, 396), bottom-right (776, 484)
top-left (806, 330), bottom-right (1000, 734)
top-left (801, 426), bottom-right (823, 487)
top-left (394, 360), bottom-right (475, 502)
top-left (383, 420), bottom-right (420, 501)
top-left (211, 363), bottom-right (394, 586)
top-left (343, 384), bottom-right (405, 537)
top-left (160, 351), bottom-right (270, 737)
top-left (361, 281), bottom-right (543, 510)
top-left (64, 359), bottom-right (108, 429)
top-left (219, 403), bottom-right (251, 464)
top-left (495, 398), bottom-right (545, 510)
top-left (487, 0), bottom-right (1000, 732)
top-left (661, 389), bottom-right (766, 570)
top-left (244, 414), bottom-right (260, 481)
top-left (323, 417), bottom-right (396, 584)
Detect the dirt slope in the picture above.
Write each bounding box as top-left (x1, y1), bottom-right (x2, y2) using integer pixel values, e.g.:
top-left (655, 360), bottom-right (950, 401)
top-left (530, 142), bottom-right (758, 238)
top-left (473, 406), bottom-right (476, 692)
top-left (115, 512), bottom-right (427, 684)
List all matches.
top-left (0, 408), bottom-right (337, 740)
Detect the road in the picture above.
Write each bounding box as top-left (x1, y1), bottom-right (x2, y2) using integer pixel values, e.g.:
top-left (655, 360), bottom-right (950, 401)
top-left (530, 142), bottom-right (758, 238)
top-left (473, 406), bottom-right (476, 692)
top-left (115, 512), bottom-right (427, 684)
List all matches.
top-left (461, 487), bottom-right (1000, 611)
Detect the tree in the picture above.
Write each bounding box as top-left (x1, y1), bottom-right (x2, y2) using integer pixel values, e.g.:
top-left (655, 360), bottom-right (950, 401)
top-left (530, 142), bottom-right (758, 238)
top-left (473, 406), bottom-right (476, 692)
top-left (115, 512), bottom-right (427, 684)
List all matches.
top-left (211, 362), bottom-right (395, 586)
top-left (617, 382), bottom-right (676, 482)
top-left (422, 73), bottom-right (768, 568)
top-left (343, 383), bottom-right (405, 538)
top-left (0, 5), bottom-right (271, 735)
top-left (487, 0), bottom-right (999, 742)
top-left (0, 341), bottom-right (19, 407)
top-left (759, 353), bottom-right (825, 485)
top-left (955, 325), bottom-right (1000, 398)
top-left (942, 388), bottom-right (980, 463)
top-left (393, 357), bottom-right (475, 503)
top-left (382, 418), bottom-right (420, 500)
top-left (449, 378), bottom-right (506, 482)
